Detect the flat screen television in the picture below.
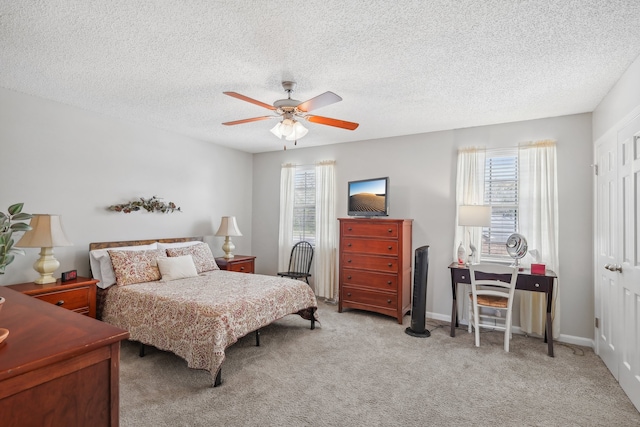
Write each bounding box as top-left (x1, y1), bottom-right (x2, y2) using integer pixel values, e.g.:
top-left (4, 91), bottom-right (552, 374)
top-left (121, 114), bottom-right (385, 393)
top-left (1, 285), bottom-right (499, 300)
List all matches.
top-left (348, 177), bottom-right (389, 217)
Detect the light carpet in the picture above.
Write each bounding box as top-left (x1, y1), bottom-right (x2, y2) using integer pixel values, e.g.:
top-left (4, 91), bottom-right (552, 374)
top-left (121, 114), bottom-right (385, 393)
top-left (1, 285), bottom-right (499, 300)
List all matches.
top-left (119, 302), bottom-right (640, 426)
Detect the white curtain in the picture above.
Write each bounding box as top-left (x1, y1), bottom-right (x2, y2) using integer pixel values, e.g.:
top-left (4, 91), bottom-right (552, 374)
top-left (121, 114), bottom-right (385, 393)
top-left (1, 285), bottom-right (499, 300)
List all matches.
top-left (314, 160), bottom-right (337, 300)
top-left (454, 148), bottom-right (486, 321)
top-left (518, 140), bottom-right (560, 339)
top-left (278, 163), bottom-right (296, 272)
top-left (454, 147), bottom-right (486, 263)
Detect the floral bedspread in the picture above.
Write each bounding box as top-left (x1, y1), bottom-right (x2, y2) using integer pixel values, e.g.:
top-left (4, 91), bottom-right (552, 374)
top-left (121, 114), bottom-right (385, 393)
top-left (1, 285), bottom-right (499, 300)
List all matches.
top-left (100, 270), bottom-right (318, 382)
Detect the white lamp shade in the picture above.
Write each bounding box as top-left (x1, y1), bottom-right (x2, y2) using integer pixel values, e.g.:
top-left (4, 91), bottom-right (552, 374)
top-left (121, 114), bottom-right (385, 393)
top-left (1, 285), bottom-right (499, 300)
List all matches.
top-left (458, 205), bottom-right (491, 227)
top-left (215, 216), bottom-right (242, 237)
top-left (16, 214), bottom-right (73, 248)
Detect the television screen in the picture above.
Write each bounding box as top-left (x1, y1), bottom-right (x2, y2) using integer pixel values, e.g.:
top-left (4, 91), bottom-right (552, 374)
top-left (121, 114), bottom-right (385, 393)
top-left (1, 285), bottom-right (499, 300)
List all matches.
top-left (348, 177), bottom-right (389, 216)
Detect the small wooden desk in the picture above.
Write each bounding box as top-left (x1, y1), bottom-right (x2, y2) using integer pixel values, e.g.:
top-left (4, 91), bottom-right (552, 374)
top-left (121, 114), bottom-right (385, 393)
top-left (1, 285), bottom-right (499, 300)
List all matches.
top-left (448, 262), bottom-right (557, 357)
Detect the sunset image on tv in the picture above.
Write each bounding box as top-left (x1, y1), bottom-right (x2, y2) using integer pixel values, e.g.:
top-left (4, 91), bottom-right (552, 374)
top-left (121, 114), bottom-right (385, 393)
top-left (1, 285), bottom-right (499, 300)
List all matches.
top-left (349, 179), bottom-right (386, 213)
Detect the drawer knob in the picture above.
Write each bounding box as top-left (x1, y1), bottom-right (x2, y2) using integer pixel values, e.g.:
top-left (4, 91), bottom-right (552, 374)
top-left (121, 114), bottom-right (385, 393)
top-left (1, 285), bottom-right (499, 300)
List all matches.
top-left (388, 246), bottom-right (392, 250)
top-left (55, 300), bottom-right (65, 306)
top-left (348, 227), bottom-right (352, 231)
top-left (387, 299), bottom-right (392, 304)
top-left (388, 263), bottom-right (392, 267)
top-left (347, 259), bottom-right (352, 263)
top-left (347, 243), bottom-right (352, 247)
top-left (387, 280), bottom-right (392, 285)
top-left (535, 283), bottom-right (540, 288)
top-left (240, 267), bottom-right (245, 271)
top-left (347, 292), bottom-right (352, 297)
top-left (388, 229), bottom-right (392, 233)
top-left (461, 275), bottom-right (466, 280)
top-left (347, 275), bottom-right (352, 279)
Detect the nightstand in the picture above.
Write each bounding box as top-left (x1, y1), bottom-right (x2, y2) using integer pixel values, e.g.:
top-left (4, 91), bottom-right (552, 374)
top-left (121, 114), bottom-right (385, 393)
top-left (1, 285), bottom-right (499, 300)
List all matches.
top-left (6, 276), bottom-right (98, 318)
top-left (215, 255), bottom-right (256, 273)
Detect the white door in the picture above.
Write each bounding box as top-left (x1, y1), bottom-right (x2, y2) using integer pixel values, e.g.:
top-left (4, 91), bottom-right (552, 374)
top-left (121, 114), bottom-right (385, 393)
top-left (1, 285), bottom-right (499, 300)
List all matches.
top-left (616, 117), bottom-right (640, 411)
top-left (595, 137), bottom-right (619, 376)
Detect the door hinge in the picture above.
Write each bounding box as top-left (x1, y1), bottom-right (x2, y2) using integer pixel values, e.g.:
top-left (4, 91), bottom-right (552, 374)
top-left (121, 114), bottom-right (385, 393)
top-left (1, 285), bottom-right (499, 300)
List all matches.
top-left (595, 317), bottom-right (599, 328)
top-left (593, 164), bottom-right (599, 176)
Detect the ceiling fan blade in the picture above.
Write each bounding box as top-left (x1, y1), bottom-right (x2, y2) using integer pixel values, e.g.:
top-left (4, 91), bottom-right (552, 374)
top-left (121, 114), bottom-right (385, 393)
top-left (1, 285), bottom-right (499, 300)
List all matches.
top-left (223, 92), bottom-right (276, 110)
top-left (306, 115), bottom-right (359, 130)
top-left (222, 116), bottom-right (274, 126)
top-left (297, 91), bottom-right (342, 113)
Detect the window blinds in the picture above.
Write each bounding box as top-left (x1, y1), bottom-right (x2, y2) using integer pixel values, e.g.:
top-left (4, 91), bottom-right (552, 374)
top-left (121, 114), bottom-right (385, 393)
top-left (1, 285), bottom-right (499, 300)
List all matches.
top-left (293, 166), bottom-right (316, 244)
top-left (483, 150), bottom-right (518, 257)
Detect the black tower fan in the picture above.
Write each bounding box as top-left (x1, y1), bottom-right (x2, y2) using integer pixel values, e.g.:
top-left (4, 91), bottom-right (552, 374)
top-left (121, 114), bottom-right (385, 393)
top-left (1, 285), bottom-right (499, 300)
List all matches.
top-left (405, 245), bottom-right (430, 337)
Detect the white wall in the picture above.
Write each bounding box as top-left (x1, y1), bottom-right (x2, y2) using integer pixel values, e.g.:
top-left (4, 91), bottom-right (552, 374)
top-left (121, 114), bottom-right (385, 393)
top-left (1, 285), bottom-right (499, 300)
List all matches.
top-left (0, 88), bottom-right (253, 286)
top-left (253, 113), bottom-right (594, 342)
top-left (593, 53), bottom-right (640, 142)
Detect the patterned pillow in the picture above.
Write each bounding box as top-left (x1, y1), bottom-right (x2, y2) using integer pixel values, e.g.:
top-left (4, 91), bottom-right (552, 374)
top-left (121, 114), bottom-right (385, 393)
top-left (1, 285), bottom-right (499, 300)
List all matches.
top-left (108, 249), bottom-right (167, 286)
top-left (166, 243), bottom-right (218, 273)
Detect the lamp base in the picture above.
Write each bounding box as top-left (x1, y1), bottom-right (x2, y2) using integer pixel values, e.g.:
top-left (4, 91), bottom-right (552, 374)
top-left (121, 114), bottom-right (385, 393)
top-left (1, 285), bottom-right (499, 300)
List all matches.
top-left (33, 247), bottom-right (59, 285)
top-left (221, 237), bottom-right (235, 259)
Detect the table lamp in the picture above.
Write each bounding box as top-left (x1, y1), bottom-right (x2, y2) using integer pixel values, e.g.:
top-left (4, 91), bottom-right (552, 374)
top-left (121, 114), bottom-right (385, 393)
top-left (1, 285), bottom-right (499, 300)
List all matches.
top-left (458, 205), bottom-right (491, 265)
top-left (214, 216), bottom-right (242, 259)
top-left (16, 214), bottom-right (73, 284)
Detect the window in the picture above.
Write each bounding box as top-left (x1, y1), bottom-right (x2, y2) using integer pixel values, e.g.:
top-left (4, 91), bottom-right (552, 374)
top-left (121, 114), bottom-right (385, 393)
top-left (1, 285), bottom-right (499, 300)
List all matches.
top-left (482, 149), bottom-right (518, 259)
top-left (292, 166), bottom-right (316, 245)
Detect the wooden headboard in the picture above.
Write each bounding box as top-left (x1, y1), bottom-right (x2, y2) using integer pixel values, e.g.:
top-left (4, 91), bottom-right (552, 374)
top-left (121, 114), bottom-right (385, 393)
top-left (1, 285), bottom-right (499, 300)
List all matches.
top-left (89, 236), bottom-right (204, 251)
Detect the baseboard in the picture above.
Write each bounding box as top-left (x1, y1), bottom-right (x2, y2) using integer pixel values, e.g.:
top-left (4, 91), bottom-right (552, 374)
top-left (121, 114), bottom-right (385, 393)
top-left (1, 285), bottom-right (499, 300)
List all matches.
top-left (426, 311), bottom-right (594, 348)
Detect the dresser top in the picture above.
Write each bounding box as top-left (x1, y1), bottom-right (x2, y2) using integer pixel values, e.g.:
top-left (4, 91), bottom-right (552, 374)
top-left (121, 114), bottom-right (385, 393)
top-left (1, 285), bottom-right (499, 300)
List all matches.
top-left (0, 286), bottom-right (129, 381)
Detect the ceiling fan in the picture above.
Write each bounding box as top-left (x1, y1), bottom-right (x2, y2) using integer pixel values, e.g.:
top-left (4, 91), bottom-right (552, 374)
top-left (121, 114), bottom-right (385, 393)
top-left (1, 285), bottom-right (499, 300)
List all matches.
top-left (222, 81), bottom-right (359, 148)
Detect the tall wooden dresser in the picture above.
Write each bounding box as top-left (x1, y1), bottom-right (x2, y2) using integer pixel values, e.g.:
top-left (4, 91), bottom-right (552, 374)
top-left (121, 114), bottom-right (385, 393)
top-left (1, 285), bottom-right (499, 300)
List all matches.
top-left (338, 218), bottom-right (413, 323)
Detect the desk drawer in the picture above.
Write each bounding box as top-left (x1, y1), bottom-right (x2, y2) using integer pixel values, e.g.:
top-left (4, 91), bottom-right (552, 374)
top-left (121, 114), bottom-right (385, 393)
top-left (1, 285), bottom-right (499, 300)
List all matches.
top-left (33, 287), bottom-right (91, 313)
top-left (341, 254), bottom-right (398, 273)
top-left (342, 238), bottom-right (398, 256)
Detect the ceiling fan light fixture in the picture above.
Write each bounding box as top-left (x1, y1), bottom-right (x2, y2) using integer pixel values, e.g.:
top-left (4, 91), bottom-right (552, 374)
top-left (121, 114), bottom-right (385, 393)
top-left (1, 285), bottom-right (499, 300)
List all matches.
top-left (285, 121), bottom-right (308, 141)
top-left (280, 118), bottom-right (295, 137)
top-left (270, 122), bottom-right (284, 138)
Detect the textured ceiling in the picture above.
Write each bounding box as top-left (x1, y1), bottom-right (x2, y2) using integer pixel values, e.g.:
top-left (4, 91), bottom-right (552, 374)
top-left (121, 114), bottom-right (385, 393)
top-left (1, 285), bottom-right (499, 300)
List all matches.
top-left (2, 1), bottom-right (640, 153)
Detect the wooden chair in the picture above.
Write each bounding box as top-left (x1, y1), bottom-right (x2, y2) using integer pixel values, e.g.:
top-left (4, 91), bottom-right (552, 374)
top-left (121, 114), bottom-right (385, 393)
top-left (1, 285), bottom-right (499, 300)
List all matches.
top-left (467, 263), bottom-right (518, 352)
top-left (277, 241), bottom-right (314, 284)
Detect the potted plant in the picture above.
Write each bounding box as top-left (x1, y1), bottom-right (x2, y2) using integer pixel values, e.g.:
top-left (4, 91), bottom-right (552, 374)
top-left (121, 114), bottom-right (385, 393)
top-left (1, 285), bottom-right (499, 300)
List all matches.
top-left (0, 203), bottom-right (32, 274)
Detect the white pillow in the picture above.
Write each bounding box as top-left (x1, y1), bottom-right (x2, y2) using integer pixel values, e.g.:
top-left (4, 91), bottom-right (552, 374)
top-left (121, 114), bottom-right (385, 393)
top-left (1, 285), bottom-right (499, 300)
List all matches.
top-left (157, 240), bottom-right (202, 250)
top-left (157, 255), bottom-right (199, 281)
top-left (89, 242), bottom-right (158, 288)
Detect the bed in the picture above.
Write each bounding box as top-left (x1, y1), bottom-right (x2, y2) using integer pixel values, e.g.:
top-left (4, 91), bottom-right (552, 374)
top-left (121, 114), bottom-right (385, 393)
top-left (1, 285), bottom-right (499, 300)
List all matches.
top-left (89, 237), bottom-right (318, 386)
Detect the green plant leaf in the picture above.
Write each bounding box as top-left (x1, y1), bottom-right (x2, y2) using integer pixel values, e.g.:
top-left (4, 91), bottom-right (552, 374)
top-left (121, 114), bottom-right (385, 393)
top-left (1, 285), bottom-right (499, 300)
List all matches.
top-left (12, 213), bottom-right (33, 221)
top-left (10, 223), bottom-right (31, 232)
top-left (8, 203), bottom-right (24, 215)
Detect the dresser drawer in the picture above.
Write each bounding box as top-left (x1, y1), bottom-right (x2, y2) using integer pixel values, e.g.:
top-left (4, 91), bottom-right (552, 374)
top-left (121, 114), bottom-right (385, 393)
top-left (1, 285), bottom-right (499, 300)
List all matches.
top-left (342, 285), bottom-right (397, 308)
top-left (33, 287), bottom-right (91, 314)
top-left (341, 268), bottom-right (397, 291)
top-left (342, 238), bottom-right (398, 255)
top-left (226, 259), bottom-right (254, 273)
top-left (341, 221), bottom-right (399, 238)
top-left (341, 253), bottom-right (398, 273)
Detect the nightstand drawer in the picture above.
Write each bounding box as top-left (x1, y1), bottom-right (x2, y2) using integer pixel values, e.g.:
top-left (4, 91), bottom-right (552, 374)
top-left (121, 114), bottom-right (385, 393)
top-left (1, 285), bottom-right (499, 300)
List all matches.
top-left (226, 259), bottom-right (254, 273)
top-left (7, 277), bottom-right (98, 318)
top-left (33, 287), bottom-right (91, 314)
top-left (215, 255), bottom-right (256, 274)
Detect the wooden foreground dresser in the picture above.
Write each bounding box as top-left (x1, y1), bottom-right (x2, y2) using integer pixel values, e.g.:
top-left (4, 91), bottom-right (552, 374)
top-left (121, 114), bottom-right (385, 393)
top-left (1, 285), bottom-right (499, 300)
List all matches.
top-left (338, 218), bottom-right (413, 323)
top-left (0, 286), bottom-right (129, 427)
